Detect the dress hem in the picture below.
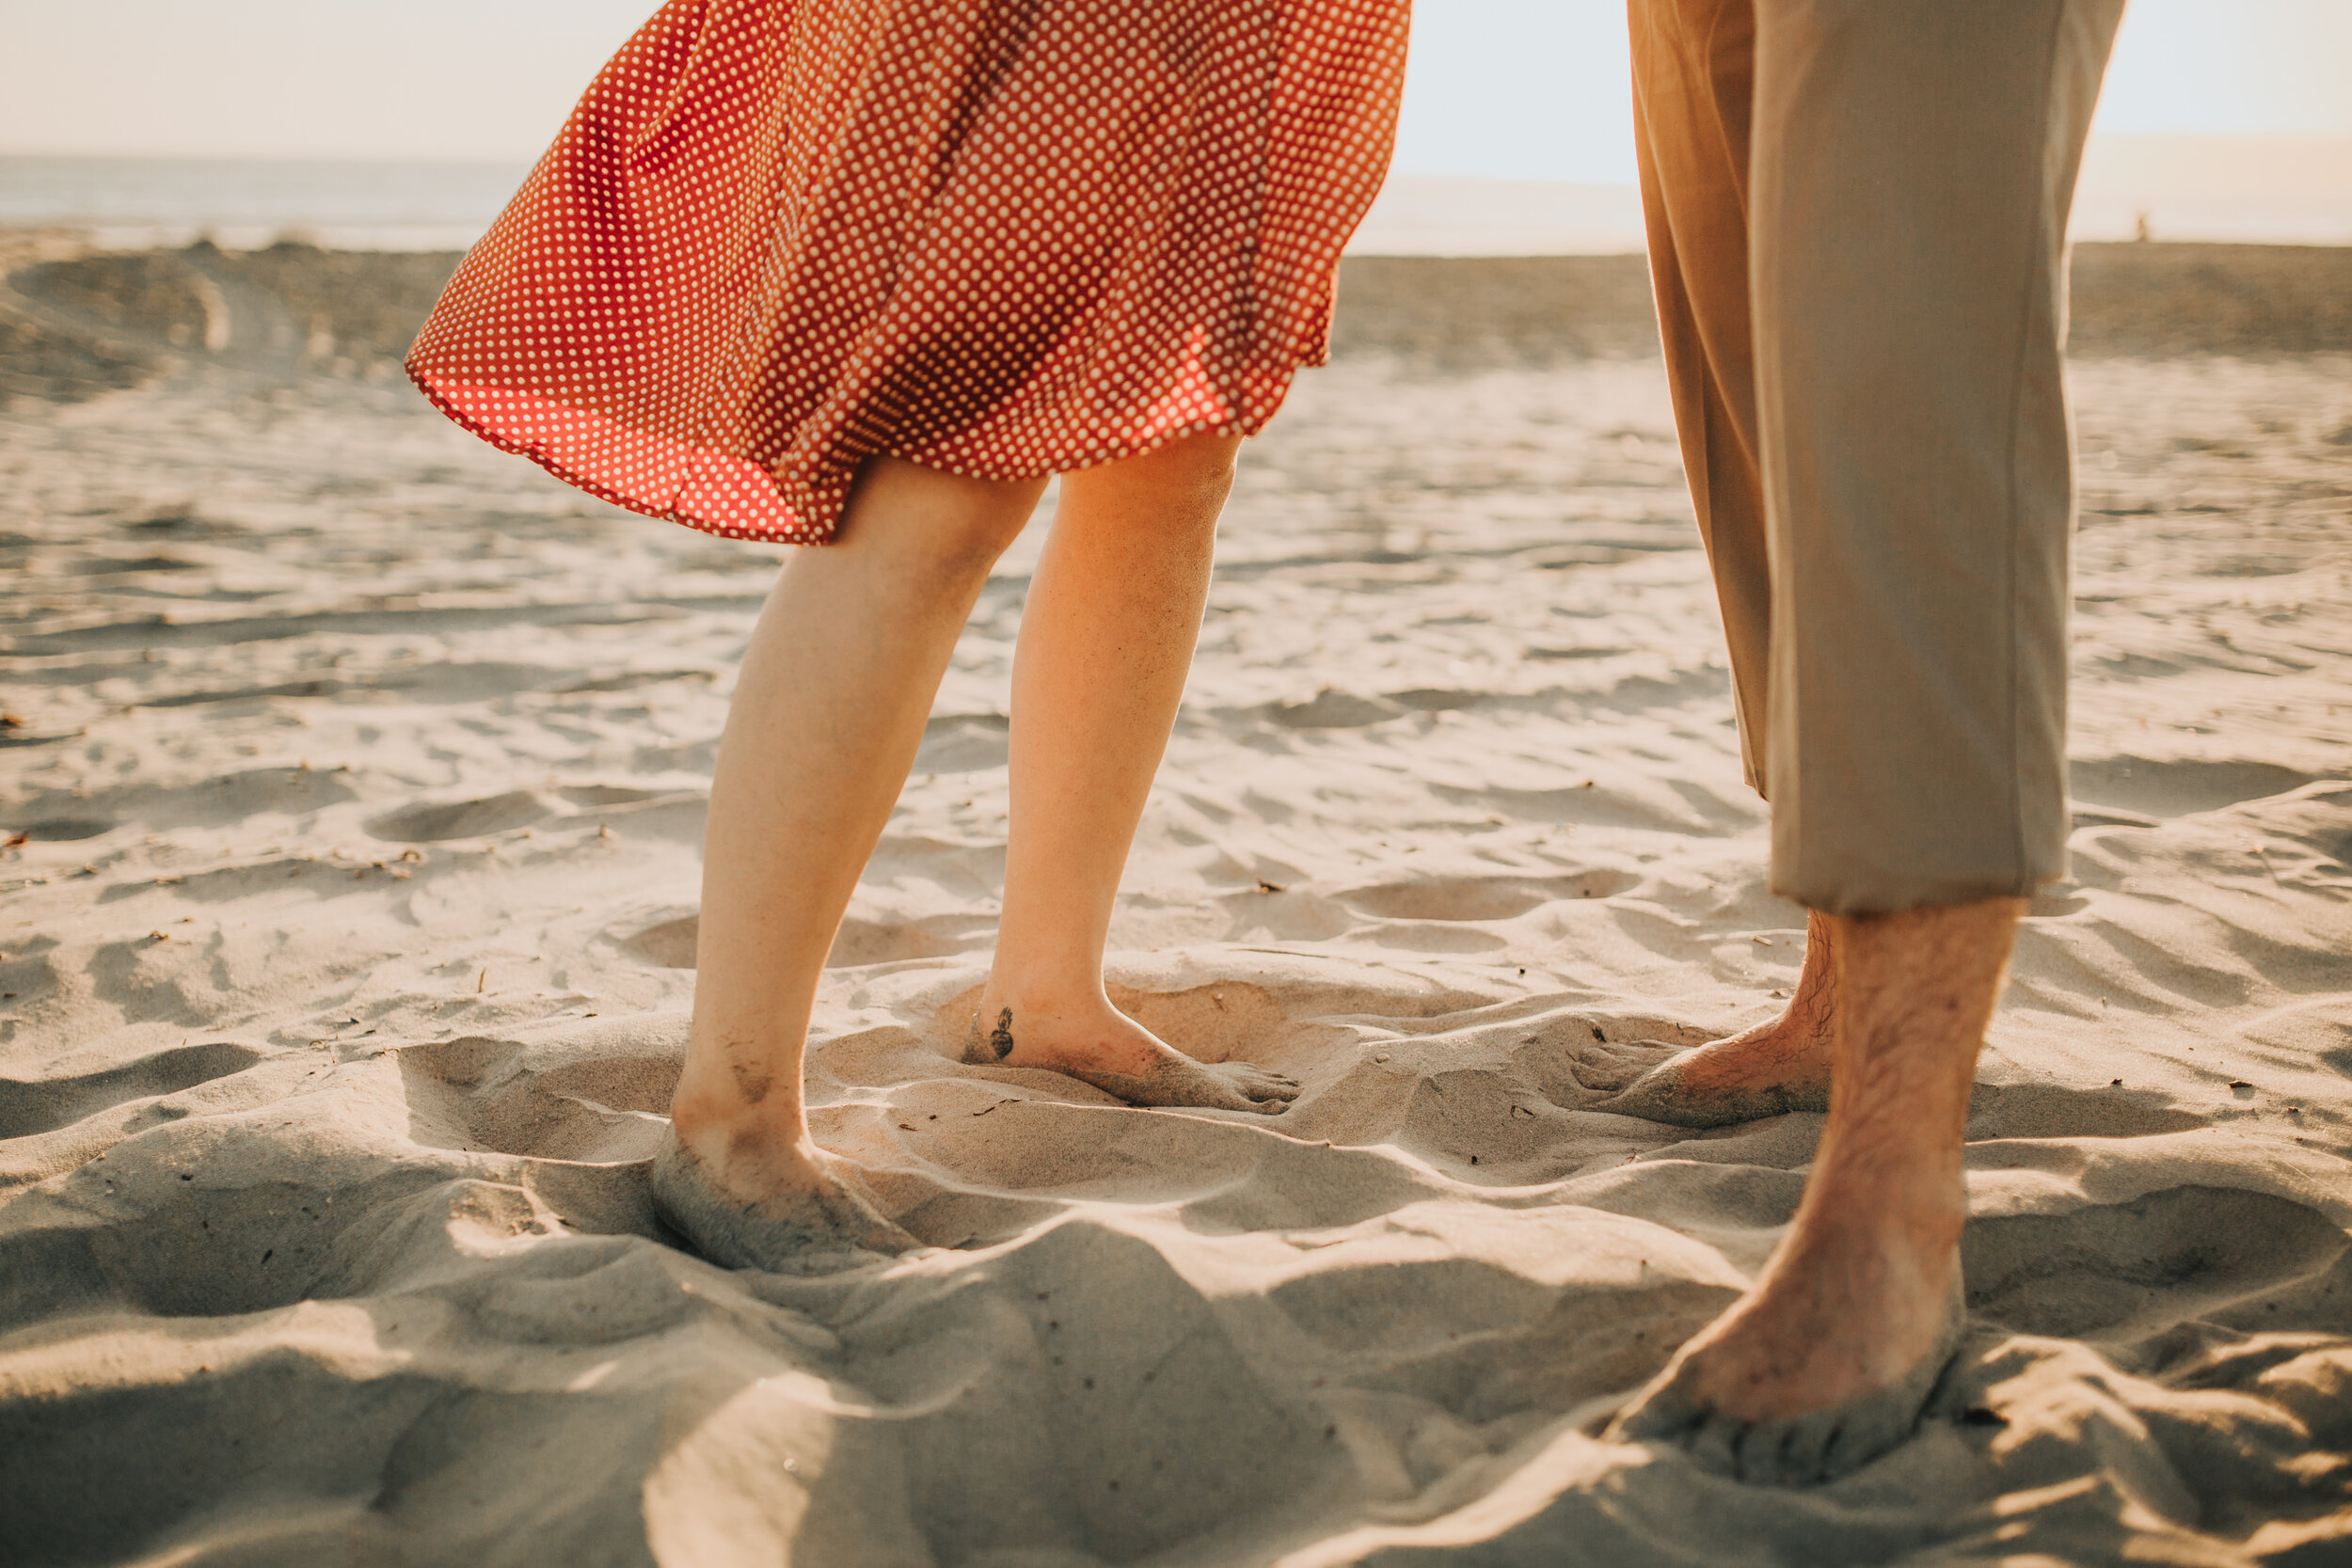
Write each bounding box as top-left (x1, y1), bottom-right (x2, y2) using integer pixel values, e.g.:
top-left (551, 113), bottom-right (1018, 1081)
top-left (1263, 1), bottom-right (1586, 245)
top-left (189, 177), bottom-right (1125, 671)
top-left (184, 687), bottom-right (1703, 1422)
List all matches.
top-left (407, 344), bottom-right (1330, 546)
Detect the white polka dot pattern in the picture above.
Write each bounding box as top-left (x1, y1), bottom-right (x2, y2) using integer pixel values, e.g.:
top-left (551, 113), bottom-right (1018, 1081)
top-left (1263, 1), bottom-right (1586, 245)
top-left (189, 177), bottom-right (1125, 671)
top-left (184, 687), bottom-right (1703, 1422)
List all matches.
top-left (406, 0), bottom-right (1409, 543)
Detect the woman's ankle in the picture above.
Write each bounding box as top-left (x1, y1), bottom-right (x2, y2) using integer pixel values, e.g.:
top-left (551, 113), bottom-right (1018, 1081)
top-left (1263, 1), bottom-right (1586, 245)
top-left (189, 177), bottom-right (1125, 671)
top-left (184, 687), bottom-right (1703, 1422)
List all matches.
top-left (967, 980), bottom-right (1168, 1075)
top-left (670, 1081), bottom-right (813, 1163)
top-left (976, 966), bottom-right (1110, 1024)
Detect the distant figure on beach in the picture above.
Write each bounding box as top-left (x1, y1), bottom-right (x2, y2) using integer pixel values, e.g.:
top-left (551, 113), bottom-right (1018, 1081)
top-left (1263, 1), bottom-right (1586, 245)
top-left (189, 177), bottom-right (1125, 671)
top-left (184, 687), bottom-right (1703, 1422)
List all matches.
top-left (1581, 0), bottom-right (2126, 1482)
top-left (406, 2), bottom-right (1407, 1267)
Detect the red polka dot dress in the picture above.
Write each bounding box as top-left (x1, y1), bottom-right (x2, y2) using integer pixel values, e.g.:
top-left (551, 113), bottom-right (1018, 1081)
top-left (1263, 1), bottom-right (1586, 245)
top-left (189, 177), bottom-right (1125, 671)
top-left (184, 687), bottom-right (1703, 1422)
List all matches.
top-left (406, 0), bottom-right (1409, 543)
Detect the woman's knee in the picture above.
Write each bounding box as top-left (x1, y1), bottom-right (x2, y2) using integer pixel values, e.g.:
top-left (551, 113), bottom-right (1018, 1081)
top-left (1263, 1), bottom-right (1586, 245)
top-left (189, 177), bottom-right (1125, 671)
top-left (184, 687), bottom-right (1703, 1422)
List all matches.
top-left (1136, 430), bottom-right (1242, 493)
top-left (841, 457), bottom-right (1043, 580)
top-left (1063, 431), bottom-right (1241, 529)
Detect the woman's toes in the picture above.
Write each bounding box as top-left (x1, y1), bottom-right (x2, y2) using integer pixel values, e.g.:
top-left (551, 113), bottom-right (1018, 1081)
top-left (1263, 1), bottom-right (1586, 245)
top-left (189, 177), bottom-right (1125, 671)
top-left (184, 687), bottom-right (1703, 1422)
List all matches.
top-left (1225, 1063), bottom-right (1300, 1099)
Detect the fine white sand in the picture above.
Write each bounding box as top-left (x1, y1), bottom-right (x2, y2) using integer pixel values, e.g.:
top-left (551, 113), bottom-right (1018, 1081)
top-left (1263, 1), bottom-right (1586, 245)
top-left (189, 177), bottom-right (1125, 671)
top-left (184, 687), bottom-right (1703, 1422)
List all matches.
top-left (3, 244), bottom-right (2351, 1566)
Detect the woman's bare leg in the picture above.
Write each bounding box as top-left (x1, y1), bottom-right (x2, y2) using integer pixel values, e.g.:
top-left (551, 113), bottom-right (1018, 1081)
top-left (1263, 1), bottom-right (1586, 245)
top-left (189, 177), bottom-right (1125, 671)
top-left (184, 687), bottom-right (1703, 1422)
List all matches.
top-left (968, 433), bottom-right (1297, 1113)
top-left (667, 458), bottom-right (1046, 1245)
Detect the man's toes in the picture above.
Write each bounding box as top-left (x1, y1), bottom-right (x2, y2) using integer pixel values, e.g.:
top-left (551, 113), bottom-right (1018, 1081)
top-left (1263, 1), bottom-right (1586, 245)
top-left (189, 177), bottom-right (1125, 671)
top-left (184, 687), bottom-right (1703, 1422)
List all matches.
top-left (1820, 1418), bottom-right (1885, 1481)
top-left (1596, 1060), bottom-right (1685, 1115)
top-left (1568, 1043), bottom-right (1672, 1093)
top-left (1685, 1410), bottom-right (1744, 1478)
top-left (1729, 1418), bottom-right (1802, 1486)
top-left (1795, 1421), bottom-right (1844, 1486)
top-left (1607, 1364), bottom-right (1705, 1446)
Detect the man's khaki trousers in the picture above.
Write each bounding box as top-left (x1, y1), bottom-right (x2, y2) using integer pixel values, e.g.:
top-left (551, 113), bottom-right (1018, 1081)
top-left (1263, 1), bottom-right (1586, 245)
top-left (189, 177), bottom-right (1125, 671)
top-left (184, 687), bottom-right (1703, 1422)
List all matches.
top-left (1630, 0), bottom-right (2125, 912)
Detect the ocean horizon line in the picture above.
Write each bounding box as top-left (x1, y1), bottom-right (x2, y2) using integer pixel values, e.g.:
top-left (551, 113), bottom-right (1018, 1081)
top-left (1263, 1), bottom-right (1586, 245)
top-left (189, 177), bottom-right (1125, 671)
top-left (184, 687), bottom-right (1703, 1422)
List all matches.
top-left (4, 139), bottom-right (2347, 253)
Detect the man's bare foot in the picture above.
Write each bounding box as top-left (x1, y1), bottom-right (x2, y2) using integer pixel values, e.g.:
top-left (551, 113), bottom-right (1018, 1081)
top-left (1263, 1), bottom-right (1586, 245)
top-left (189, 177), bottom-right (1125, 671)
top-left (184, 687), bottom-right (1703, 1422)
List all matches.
top-left (1576, 912), bottom-right (1836, 1127)
top-left (1606, 1206), bottom-right (1969, 1483)
top-left (1603, 898), bottom-right (2019, 1484)
top-left (961, 994), bottom-right (1299, 1114)
top-left (650, 1124), bottom-right (919, 1274)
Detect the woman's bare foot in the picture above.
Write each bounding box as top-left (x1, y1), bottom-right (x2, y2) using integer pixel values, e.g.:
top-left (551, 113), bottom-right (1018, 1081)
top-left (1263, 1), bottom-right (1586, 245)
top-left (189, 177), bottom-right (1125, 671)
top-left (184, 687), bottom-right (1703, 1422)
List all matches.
top-left (1575, 911), bottom-right (1837, 1127)
top-left (1604, 899), bottom-right (2018, 1484)
top-left (961, 993), bottom-right (1299, 1114)
top-left (651, 1123), bottom-right (919, 1273)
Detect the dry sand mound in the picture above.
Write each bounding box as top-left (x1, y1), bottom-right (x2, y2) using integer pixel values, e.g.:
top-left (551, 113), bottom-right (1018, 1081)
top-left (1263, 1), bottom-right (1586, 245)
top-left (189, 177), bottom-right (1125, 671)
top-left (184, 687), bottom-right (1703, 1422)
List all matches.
top-left (2, 242), bottom-right (2350, 1565)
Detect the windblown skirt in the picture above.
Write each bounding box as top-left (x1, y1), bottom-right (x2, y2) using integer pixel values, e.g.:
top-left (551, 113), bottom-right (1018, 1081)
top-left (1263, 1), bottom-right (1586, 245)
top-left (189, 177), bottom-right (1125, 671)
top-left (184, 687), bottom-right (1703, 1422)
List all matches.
top-left (405, 0), bottom-right (1409, 542)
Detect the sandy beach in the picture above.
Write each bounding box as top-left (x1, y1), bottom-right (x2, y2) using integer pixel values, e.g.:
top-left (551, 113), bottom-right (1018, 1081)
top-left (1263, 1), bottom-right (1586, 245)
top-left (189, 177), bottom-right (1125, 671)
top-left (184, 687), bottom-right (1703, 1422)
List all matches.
top-left (3, 238), bottom-right (2350, 1566)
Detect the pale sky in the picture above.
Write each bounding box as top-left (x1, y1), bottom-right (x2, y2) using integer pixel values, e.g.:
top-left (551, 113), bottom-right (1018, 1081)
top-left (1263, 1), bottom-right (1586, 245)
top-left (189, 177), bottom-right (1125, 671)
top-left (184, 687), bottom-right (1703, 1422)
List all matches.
top-left (1, 0), bottom-right (2347, 177)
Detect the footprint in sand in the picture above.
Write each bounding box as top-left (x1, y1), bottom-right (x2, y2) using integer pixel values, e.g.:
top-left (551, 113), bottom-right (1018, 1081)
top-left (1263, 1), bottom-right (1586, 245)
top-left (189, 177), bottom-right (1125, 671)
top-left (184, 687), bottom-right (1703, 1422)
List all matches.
top-left (365, 790), bottom-right (551, 843)
top-left (0, 1040), bottom-right (264, 1140)
top-left (614, 911), bottom-right (982, 970)
top-left (1342, 870), bottom-right (1638, 923)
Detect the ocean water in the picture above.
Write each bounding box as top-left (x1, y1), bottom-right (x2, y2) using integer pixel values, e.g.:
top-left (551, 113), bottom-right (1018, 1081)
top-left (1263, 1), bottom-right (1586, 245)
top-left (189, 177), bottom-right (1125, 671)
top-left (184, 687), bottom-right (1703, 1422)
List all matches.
top-left (0, 156), bottom-right (532, 251)
top-left (2, 141), bottom-right (2345, 256)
